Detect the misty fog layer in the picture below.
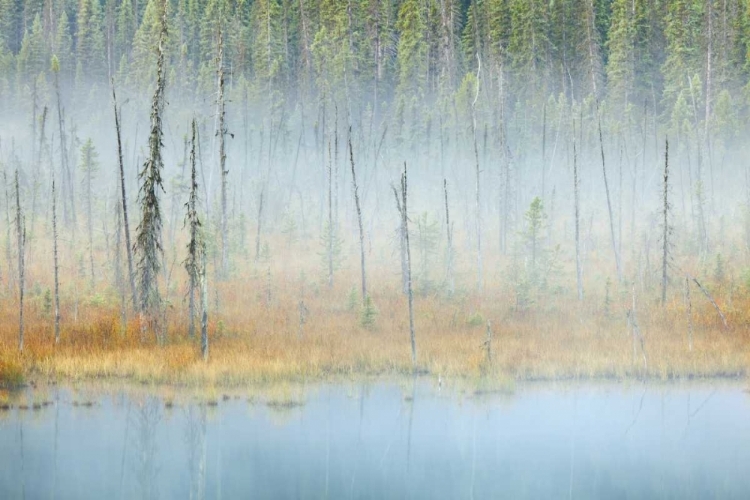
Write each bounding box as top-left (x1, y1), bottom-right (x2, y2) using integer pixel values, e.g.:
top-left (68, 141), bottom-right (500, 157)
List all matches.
top-left (0, 0), bottom-right (749, 384)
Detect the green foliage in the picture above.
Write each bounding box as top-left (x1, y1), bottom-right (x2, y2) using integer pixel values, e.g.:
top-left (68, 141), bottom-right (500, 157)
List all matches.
top-left (523, 196), bottom-right (547, 274)
top-left (281, 210), bottom-right (298, 247)
top-left (346, 286), bottom-right (358, 311)
top-left (319, 220), bottom-right (343, 278)
top-left (359, 295), bottom-right (377, 329)
top-left (604, 277), bottom-right (612, 317)
top-left (42, 288), bottom-right (52, 316)
top-left (466, 312), bottom-right (484, 328)
top-left (415, 212), bottom-right (440, 295)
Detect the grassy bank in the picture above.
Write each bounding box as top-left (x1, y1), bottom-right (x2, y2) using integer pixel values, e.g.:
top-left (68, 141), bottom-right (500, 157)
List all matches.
top-left (1, 229), bottom-right (749, 389)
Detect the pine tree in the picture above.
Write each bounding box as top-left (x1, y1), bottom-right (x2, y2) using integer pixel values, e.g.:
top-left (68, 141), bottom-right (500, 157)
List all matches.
top-left (184, 118), bottom-right (204, 340)
top-left (135, 0), bottom-right (168, 339)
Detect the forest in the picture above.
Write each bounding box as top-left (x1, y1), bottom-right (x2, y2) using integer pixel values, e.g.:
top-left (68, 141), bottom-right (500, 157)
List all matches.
top-left (1, 0), bottom-right (750, 389)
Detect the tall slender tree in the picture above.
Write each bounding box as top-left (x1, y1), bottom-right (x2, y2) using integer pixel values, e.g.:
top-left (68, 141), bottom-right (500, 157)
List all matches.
top-left (135, 0), bottom-right (168, 339)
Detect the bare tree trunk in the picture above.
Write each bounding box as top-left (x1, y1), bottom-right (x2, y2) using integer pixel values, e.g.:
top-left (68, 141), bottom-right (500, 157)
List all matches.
top-left (217, 29), bottom-right (229, 279)
top-left (349, 130), bottom-right (366, 301)
top-left (254, 188), bottom-right (264, 262)
top-left (53, 64), bottom-right (71, 226)
top-left (200, 252), bottom-right (208, 361)
top-left (392, 186), bottom-right (407, 294)
top-left (327, 140), bottom-right (334, 287)
top-left (471, 54), bottom-right (482, 290)
top-left (401, 163), bottom-right (416, 367)
top-left (186, 119), bottom-right (201, 340)
top-left (30, 106), bottom-right (47, 240)
top-left (444, 179), bottom-right (454, 295)
top-left (690, 276), bottom-right (729, 330)
top-left (53, 179), bottom-right (61, 343)
top-left (112, 81), bottom-right (138, 310)
top-left (15, 170), bottom-right (25, 352)
top-left (685, 276), bottom-right (693, 351)
top-left (597, 109), bottom-right (622, 281)
top-left (484, 320), bottom-right (493, 366)
top-left (4, 171), bottom-right (13, 293)
top-left (661, 139), bottom-right (670, 304)
top-left (115, 198), bottom-right (126, 334)
top-left (84, 145), bottom-right (95, 289)
top-left (573, 140), bottom-right (583, 300)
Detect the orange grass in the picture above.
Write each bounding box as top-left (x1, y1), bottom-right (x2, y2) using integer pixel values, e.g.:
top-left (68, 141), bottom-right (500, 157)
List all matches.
top-left (1, 230), bottom-right (749, 389)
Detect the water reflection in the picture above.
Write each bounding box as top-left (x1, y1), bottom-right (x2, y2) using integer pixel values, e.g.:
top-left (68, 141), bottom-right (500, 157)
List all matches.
top-left (0, 381), bottom-right (748, 499)
top-left (132, 396), bottom-right (161, 500)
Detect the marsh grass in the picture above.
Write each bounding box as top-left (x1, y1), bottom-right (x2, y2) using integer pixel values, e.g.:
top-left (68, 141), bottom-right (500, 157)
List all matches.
top-left (0, 231), bottom-right (749, 389)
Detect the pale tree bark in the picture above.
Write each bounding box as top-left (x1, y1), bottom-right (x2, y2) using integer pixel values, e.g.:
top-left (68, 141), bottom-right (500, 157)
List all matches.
top-left (53, 179), bottom-right (61, 343)
top-left (573, 140), bottom-right (583, 301)
top-left (15, 170), bottom-right (25, 352)
top-left (349, 130), bottom-right (366, 301)
top-left (443, 179), bottom-right (454, 295)
top-left (217, 29), bottom-right (229, 278)
top-left (112, 81), bottom-right (138, 310)
top-left (661, 139), bottom-right (670, 305)
top-left (401, 162), bottom-right (416, 367)
top-left (597, 108), bottom-right (622, 281)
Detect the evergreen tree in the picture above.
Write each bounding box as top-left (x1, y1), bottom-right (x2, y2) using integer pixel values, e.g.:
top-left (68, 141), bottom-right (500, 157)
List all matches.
top-left (395, 0), bottom-right (427, 146)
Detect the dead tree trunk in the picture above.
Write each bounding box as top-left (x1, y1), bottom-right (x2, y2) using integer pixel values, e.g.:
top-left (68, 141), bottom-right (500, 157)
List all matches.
top-left (15, 171), bottom-right (25, 352)
top-left (200, 252), bottom-right (208, 361)
top-left (392, 185), bottom-right (408, 294)
top-left (53, 179), bottom-right (61, 344)
top-left (685, 276), bottom-right (693, 351)
top-left (327, 140), bottom-right (334, 287)
top-left (471, 54), bottom-right (482, 290)
top-left (661, 139), bottom-right (670, 304)
top-left (597, 109), bottom-right (622, 281)
top-left (52, 58), bottom-right (71, 226)
top-left (112, 81), bottom-right (138, 310)
top-left (217, 29), bottom-right (229, 279)
top-left (574, 139), bottom-right (583, 300)
top-left (185, 119), bottom-right (203, 340)
top-left (254, 188), bottom-right (264, 262)
top-left (30, 106), bottom-right (47, 240)
top-left (690, 276), bottom-right (729, 330)
top-left (401, 162), bottom-right (416, 367)
top-left (349, 130), bottom-right (366, 301)
top-left (444, 179), bottom-right (454, 295)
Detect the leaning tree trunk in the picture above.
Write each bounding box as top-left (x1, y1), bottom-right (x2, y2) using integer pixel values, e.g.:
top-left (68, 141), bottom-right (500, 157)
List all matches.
top-left (401, 162), bottom-right (416, 367)
top-left (597, 108), bottom-right (622, 282)
top-left (112, 80), bottom-right (138, 310)
top-left (349, 130), bottom-right (366, 301)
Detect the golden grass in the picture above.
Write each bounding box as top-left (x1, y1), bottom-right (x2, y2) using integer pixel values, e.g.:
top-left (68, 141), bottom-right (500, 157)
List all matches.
top-left (1, 230), bottom-right (749, 389)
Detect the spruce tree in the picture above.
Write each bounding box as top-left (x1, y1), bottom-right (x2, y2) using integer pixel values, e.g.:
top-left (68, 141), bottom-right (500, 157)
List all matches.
top-left (135, 0), bottom-right (168, 340)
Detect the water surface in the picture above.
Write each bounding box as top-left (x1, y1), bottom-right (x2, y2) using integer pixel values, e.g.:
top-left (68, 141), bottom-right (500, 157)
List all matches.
top-left (0, 380), bottom-right (748, 499)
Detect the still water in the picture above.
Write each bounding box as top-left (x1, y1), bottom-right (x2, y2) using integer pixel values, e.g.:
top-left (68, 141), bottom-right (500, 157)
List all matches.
top-left (0, 380), bottom-right (749, 499)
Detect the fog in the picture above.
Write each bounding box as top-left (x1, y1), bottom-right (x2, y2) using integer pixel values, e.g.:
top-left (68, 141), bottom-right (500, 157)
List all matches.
top-left (2, 0), bottom-right (750, 496)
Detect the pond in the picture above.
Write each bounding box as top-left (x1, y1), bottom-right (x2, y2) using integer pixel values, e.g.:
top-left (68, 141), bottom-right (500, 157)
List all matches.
top-left (0, 380), bottom-right (749, 499)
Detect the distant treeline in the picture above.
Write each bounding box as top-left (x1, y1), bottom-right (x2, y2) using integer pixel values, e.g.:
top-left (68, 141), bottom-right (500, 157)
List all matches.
top-left (0, 0), bottom-right (749, 143)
